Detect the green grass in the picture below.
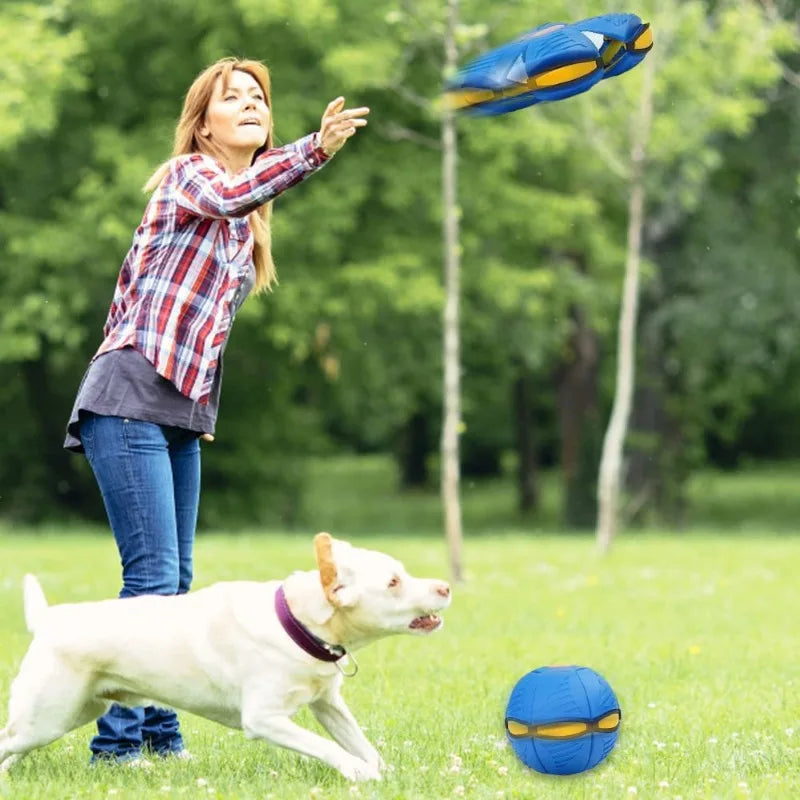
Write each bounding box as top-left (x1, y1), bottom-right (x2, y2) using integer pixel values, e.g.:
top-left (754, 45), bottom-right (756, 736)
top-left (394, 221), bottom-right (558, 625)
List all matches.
top-left (297, 455), bottom-right (800, 536)
top-left (686, 463), bottom-right (800, 534)
top-left (1, 529), bottom-right (798, 799)
top-left (300, 454), bottom-right (547, 536)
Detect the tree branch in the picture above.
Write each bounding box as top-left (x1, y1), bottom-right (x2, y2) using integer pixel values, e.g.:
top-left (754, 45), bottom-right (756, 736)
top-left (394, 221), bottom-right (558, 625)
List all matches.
top-left (780, 61), bottom-right (800, 89)
top-left (391, 83), bottom-right (434, 110)
top-left (580, 108), bottom-right (630, 180)
top-left (378, 121), bottom-right (441, 150)
top-left (758, 0), bottom-right (800, 91)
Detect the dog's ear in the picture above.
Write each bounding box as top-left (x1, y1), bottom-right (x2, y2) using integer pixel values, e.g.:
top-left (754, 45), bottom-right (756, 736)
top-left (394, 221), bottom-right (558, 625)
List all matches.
top-left (315, 532), bottom-right (338, 601)
top-left (314, 532), bottom-right (359, 608)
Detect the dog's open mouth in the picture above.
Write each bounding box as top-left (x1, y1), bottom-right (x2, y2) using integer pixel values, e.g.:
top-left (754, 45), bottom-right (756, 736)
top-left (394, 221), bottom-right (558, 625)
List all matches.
top-left (409, 614), bottom-right (442, 632)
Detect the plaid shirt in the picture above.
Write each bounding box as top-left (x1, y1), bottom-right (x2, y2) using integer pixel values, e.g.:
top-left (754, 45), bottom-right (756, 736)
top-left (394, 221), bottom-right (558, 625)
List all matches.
top-left (95, 133), bottom-right (329, 403)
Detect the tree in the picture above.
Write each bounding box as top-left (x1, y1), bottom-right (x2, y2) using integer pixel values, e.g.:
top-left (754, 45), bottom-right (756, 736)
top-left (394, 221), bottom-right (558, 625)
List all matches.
top-left (441, 0), bottom-right (465, 580)
top-left (594, 0), bottom-right (794, 549)
top-left (597, 55), bottom-right (655, 552)
top-left (1, 0), bottom-right (798, 534)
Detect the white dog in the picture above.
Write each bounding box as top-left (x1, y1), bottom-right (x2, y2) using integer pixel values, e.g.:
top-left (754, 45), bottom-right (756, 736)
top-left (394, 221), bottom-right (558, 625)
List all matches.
top-left (0, 533), bottom-right (451, 781)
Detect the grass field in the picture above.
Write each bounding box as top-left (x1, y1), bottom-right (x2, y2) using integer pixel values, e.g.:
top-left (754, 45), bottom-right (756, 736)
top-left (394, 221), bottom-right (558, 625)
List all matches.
top-left (1, 526), bottom-right (798, 799)
top-left (295, 456), bottom-right (800, 536)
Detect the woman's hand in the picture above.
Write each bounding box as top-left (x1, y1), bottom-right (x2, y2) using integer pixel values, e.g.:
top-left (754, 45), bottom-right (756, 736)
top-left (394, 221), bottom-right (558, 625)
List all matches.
top-left (319, 97), bottom-right (370, 156)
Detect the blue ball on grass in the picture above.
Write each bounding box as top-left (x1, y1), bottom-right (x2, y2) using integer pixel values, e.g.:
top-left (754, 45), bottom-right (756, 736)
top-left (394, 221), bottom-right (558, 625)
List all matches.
top-left (504, 665), bottom-right (621, 775)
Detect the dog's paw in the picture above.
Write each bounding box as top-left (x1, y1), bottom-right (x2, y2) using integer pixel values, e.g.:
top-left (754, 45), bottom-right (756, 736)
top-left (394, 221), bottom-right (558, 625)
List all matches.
top-left (338, 755), bottom-right (382, 782)
top-left (0, 754), bottom-right (22, 774)
top-left (364, 751), bottom-right (387, 774)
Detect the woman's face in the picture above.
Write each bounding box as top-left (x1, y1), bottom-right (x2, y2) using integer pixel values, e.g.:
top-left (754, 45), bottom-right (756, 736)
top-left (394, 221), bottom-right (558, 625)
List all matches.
top-left (200, 69), bottom-right (270, 166)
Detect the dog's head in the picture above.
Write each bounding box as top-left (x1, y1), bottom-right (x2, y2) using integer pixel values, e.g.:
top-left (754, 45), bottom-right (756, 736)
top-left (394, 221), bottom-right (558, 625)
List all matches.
top-left (310, 532), bottom-right (451, 641)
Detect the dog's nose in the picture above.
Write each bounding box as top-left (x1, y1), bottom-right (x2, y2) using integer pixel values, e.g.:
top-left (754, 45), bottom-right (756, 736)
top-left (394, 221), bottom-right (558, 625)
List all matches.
top-left (435, 582), bottom-right (450, 598)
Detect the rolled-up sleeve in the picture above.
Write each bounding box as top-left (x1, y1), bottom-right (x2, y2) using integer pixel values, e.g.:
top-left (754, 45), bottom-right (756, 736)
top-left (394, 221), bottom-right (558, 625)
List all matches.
top-left (173, 133), bottom-right (331, 219)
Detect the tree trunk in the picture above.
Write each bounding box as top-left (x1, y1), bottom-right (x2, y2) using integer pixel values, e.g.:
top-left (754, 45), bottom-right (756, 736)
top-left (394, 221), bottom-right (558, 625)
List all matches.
top-left (556, 305), bottom-right (600, 528)
top-left (596, 55), bottom-right (656, 553)
top-left (398, 410), bottom-right (430, 488)
top-left (441, 0), bottom-right (464, 582)
top-left (513, 368), bottom-right (538, 512)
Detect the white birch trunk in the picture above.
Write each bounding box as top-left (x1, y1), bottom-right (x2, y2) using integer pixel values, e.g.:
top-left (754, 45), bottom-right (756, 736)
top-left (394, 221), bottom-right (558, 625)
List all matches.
top-left (441, 0), bottom-right (464, 582)
top-left (596, 56), bottom-right (656, 554)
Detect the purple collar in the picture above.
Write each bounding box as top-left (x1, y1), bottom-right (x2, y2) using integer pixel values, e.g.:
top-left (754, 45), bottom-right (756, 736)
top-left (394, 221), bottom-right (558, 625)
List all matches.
top-left (275, 584), bottom-right (346, 663)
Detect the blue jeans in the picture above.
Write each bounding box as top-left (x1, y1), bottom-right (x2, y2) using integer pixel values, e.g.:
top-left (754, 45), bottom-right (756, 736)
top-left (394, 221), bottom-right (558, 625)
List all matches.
top-left (80, 412), bottom-right (200, 760)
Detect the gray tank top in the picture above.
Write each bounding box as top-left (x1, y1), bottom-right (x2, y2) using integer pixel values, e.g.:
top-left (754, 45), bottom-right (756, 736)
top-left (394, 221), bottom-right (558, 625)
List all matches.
top-left (64, 264), bottom-right (255, 453)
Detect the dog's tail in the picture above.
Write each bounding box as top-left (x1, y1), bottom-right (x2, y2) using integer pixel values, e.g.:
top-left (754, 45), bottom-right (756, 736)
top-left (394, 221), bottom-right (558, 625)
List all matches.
top-left (23, 574), bottom-right (48, 634)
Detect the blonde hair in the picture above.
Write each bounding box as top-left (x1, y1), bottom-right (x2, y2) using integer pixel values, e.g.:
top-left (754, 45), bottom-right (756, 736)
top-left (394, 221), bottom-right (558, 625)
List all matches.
top-left (144, 57), bottom-right (277, 292)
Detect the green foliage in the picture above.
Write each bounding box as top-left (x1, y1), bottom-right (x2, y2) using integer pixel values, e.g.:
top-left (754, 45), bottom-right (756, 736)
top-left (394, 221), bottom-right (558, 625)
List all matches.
top-left (0, 1), bottom-right (86, 151)
top-left (641, 60), bottom-right (800, 483)
top-left (0, 0), bottom-right (798, 524)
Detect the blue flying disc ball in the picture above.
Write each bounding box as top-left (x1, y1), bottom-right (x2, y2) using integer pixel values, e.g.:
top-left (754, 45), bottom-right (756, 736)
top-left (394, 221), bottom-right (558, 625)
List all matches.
top-left (505, 665), bottom-right (621, 775)
top-left (445, 13), bottom-right (653, 116)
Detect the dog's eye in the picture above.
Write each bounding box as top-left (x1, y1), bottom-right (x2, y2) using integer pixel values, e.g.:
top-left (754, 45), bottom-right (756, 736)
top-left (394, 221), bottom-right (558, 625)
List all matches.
top-left (387, 576), bottom-right (400, 589)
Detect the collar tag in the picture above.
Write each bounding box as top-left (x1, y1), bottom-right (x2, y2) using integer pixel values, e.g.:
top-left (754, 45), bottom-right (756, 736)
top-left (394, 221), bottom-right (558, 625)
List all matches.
top-left (335, 652), bottom-right (359, 678)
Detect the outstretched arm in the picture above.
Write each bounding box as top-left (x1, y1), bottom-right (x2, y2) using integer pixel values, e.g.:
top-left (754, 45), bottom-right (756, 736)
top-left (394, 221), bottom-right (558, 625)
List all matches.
top-left (172, 135), bottom-right (327, 219)
top-left (173, 98), bottom-right (369, 219)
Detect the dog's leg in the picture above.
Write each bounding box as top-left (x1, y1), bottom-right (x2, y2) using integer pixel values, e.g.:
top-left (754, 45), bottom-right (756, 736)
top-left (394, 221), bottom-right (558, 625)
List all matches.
top-left (1, 655), bottom-right (108, 770)
top-left (0, 725), bottom-right (31, 774)
top-left (0, 696), bottom-right (108, 772)
top-left (0, 725), bottom-right (20, 774)
top-left (310, 691), bottom-right (384, 773)
top-left (241, 703), bottom-right (380, 782)
top-left (0, 753), bottom-right (22, 774)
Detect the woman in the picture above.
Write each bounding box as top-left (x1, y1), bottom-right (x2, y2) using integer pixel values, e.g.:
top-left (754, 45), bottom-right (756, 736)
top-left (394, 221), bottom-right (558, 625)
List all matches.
top-left (63, 57), bottom-right (368, 765)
